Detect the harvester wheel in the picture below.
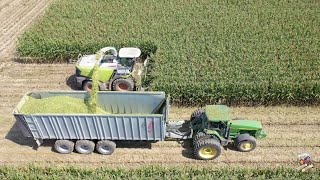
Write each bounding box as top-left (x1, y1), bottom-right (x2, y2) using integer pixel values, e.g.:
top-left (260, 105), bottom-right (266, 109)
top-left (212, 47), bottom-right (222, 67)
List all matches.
top-left (194, 138), bottom-right (221, 160)
top-left (193, 131), bottom-right (212, 144)
top-left (234, 134), bottom-right (257, 152)
top-left (83, 81), bottom-right (93, 92)
top-left (75, 140), bottom-right (95, 154)
top-left (54, 140), bottom-right (74, 154)
top-left (190, 108), bottom-right (205, 123)
top-left (96, 140), bottom-right (116, 155)
top-left (112, 78), bottom-right (134, 91)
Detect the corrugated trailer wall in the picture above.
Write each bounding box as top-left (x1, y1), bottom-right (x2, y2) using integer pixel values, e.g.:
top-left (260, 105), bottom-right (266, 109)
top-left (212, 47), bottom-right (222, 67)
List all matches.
top-left (19, 114), bottom-right (165, 141)
top-left (13, 91), bottom-right (167, 142)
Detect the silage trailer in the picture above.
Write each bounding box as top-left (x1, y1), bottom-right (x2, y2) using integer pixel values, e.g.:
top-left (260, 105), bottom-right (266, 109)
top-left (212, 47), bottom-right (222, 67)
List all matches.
top-left (13, 91), bottom-right (266, 160)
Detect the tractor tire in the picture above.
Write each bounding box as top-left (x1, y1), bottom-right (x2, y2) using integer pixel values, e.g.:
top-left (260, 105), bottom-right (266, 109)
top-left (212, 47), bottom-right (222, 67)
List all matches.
top-left (83, 81), bottom-right (93, 92)
top-left (194, 138), bottom-right (221, 160)
top-left (112, 78), bottom-right (134, 91)
top-left (193, 131), bottom-right (212, 145)
top-left (96, 140), bottom-right (116, 155)
top-left (190, 108), bottom-right (205, 124)
top-left (234, 134), bottom-right (257, 152)
top-left (54, 140), bottom-right (74, 154)
top-left (75, 140), bottom-right (95, 154)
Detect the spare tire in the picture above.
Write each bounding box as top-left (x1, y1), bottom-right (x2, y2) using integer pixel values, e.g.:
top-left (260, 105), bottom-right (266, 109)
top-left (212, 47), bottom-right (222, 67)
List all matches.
top-left (112, 78), bottom-right (134, 91)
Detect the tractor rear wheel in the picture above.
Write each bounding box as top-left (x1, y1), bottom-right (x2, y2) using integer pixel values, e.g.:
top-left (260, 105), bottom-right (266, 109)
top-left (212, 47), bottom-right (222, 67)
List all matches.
top-left (96, 140), bottom-right (116, 155)
top-left (112, 78), bottom-right (134, 91)
top-left (54, 140), bottom-right (74, 154)
top-left (75, 140), bottom-right (95, 154)
top-left (194, 138), bottom-right (221, 160)
top-left (83, 81), bottom-right (93, 92)
top-left (193, 131), bottom-right (212, 144)
top-left (190, 108), bottom-right (205, 124)
top-left (234, 134), bottom-right (257, 152)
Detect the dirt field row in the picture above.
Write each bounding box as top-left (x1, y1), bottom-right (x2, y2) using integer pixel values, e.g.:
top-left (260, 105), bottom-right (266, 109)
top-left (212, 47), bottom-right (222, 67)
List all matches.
top-left (0, 0), bottom-right (319, 168)
top-left (0, 0), bottom-right (52, 61)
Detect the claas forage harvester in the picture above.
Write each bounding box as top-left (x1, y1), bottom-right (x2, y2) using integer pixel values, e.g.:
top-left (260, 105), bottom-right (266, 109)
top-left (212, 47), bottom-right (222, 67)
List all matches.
top-left (13, 91), bottom-right (266, 160)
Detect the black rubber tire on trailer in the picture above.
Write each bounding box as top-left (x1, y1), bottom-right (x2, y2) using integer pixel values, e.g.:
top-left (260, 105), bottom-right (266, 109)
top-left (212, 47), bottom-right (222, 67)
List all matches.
top-left (54, 140), bottom-right (74, 154)
top-left (112, 78), bottom-right (134, 91)
top-left (234, 134), bottom-right (257, 152)
top-left (193, 131), bottom-right (212, 145)
top-left (75, 140), bottom-right (95, 154)
top-left (96, 140), bottom-right (116, 155)
top-left (82, 81), bottom-right (93, 92)
top-left (194, 138), bottom-right (221, 160)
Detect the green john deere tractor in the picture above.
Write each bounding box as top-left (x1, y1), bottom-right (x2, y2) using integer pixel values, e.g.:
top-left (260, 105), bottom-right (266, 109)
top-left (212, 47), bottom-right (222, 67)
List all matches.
top-left (189, 105), bottom-right (267, 160)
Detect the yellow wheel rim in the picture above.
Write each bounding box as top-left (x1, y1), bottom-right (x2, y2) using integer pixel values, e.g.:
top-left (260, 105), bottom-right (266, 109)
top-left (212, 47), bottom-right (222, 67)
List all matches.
top-left (199, 146), bottom-right (217, 159)
top-left (241, 142), bottom-right (253, 151)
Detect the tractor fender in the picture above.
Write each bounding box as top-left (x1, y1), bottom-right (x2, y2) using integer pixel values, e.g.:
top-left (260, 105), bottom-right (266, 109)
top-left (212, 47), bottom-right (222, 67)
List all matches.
top-left (203, 129), bottom-right (228, 146)
top-left (203, 129), bottom-right (221, 142)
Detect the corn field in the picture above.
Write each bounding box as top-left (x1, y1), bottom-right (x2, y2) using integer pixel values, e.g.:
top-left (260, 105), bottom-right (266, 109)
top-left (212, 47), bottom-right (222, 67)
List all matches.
top-left (17, 0), bottom-right (320, 105)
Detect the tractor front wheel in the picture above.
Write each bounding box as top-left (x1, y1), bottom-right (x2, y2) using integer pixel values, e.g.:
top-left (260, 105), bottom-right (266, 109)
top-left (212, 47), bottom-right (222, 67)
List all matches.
top-left (112, 78), bottom-right (134, 91)
top-left (234, 134), bottom-right (257, 152)
top-left (194, 138), bottom-right (221, 160)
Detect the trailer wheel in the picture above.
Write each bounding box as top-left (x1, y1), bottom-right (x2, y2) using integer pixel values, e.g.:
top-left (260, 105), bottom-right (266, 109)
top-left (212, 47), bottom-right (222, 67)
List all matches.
top-left (193, 131), bottom-right (212, 144)
top-left (75, 140), bottom-right (95, 154)
top-left (234, 134), bottom-right (257, 152)
top-left (112, 78), bottom-right (134, 91)
top-left (54, 140), bottom-right (74, 154)
top-left (194, 138), bottom-right (221, 160)
top-left (83, 81), bottom-right (93, 92)
top-left (96, 140), bottom-right (116, 155)
top-left (190, 109), bottom-right (205, 123)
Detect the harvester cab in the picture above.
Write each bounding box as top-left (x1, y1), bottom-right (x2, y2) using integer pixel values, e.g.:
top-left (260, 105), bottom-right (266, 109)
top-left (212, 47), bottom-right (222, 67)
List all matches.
top-left (75, 47), bottom-right (141, 92)
top-left (190, 105), bottom-right (267, 160)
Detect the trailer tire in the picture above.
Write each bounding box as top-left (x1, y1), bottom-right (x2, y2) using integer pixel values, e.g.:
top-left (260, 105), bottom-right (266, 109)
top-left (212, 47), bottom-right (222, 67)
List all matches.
top-left (194, 138), bottom-right (221, 160)
top-left (234, 134), bottom-right (257, 152)
top-left (190, 109), bottom-right (205, 123)
top-left (96, 140), bottom-right (116, 155)
top-left (54, 140), bottom-right (74, 154)
top-left (83, 81), bottom-right (93, 92)
top-left (75, 140), bottom-right (95, 154)
top-left (112, 78), bottom-right (134, 91)
top-left (193, 131), bottom-right (212, 144)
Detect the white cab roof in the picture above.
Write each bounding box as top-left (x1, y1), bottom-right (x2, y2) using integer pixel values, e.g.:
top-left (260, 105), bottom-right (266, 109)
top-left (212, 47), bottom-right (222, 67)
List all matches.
top-left (99, 47), bottom-right (117, 56)
top-left (119, 48), bottom-right (141, 58)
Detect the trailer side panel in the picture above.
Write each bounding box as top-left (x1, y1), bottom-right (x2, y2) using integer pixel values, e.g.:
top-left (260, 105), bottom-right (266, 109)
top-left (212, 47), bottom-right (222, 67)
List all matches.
top-left (17, 114), bottom-right (165, 141)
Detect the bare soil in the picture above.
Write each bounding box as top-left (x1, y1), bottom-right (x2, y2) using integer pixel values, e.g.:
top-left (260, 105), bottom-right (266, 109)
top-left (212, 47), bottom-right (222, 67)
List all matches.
top-left (0, 0), bottom-right (319, 169)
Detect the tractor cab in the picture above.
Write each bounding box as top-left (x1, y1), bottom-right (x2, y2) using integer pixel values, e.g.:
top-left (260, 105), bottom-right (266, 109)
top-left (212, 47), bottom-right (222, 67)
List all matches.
top-left (118, 47), bottom-right (141, 72)
top-left (205, 105), bottom-right (231, 130)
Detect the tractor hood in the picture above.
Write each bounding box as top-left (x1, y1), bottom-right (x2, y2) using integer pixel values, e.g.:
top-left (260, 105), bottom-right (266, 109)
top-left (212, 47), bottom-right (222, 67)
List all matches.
top-left (229, 120), bottom-right (262, 130)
